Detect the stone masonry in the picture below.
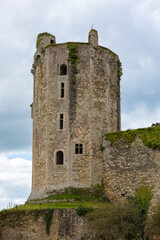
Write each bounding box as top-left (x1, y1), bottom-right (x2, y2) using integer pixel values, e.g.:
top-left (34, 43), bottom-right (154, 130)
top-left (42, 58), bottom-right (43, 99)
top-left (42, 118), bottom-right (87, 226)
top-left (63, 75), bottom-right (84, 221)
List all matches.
top-left (28, 29), bottom-right (121, 200)
top-left (102, 135), bottom-right (160, 203)
top-left (0, 209), bottom-right (97, 240)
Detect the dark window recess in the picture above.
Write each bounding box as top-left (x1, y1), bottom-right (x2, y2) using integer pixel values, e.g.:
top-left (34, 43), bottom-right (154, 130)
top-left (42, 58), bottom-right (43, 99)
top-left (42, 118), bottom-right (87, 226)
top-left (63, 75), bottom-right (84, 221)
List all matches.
top-left (35, 55), bottom-right (41, 66)
top-left (60, 64), bottom-right (67, 75)
top-left (60, 114), bottom-right (64, 129)
top-left (61, 83), bottom-right (64, 98)
top-left (56, 151), bottom-right (63, 165)
top-left (75, 144), bottom-right (83, 154)
top-left (50, 39), bottom-right (55, 44)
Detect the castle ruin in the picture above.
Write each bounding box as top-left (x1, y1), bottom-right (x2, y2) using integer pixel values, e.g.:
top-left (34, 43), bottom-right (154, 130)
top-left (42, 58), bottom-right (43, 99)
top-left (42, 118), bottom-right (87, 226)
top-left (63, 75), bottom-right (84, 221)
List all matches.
top-left (28, 29), bottom-right (122, 200)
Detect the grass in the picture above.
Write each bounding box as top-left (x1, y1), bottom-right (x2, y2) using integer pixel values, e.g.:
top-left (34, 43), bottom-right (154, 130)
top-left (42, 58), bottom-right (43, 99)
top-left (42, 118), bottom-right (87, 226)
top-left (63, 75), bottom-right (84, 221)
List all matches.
top-left (2, 201), bottom-right (107, 212)
top-left (32, 194), bottom-right (107, 202)
top-left (105, 126), bottom-right (160, 149)
top-left (1, 186), bottom-right (109, 213)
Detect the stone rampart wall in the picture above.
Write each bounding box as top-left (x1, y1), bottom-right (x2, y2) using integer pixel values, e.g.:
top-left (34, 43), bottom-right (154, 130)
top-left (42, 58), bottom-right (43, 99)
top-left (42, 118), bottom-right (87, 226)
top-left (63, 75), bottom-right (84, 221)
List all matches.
top-left (102, 130), bottom-right (160, 204)
top-left (0, 209), bottom-right (96, 240)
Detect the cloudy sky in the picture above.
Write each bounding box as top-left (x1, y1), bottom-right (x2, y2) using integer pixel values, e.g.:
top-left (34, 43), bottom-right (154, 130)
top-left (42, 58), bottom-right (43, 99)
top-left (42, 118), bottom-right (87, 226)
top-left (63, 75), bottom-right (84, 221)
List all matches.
top-left (0, 0), bottom-right (160, 209)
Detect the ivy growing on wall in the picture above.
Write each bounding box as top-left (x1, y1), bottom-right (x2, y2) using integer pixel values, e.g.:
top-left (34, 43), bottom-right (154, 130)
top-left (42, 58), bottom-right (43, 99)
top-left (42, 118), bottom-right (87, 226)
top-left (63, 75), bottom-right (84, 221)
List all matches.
top-left (44, 209), bottom-right (54, 235)
top-left (67, 42), bottom-right (79, 91)
top-left (117, 60), bottom-right (122, 82)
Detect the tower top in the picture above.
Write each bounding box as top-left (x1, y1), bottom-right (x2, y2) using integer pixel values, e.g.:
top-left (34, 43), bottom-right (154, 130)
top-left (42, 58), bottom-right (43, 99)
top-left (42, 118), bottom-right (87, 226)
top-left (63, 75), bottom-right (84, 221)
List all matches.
top-left (36, 32), bottom-right (56, 50)
top-left (88, 29), bottom-right (98, 46)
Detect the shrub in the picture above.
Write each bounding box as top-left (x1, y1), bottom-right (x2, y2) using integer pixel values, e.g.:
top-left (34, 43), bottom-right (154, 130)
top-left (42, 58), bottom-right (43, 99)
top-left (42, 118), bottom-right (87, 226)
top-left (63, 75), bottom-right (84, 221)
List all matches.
top-left (127, 182), bottom-right (153, 214)
top-left (87, 202), bottom-right (143, 240)
top-left (87, 183), bottom-right (153, 240)
top-left (146, 200), bottom-right (160, 237)
top-left (77, 205), bottom-right (93, 216)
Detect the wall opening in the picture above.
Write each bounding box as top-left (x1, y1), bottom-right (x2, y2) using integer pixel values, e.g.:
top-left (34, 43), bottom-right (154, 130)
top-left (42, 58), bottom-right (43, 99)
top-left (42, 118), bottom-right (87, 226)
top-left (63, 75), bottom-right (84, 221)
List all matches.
top-left (50, 39), bottom-right (55, 44)
top-left (56, 151), bottom-right (64, 165)
top-left (59, 114), bottom-right (64, 129)
top-left (35, 55), bottom-right (41, 66)
top-left (61, 83), bottom-right (64, 98)
top-left (60, 64), bottom-right (67, 75)
top-left (75, 144), bottom-right (83, 154)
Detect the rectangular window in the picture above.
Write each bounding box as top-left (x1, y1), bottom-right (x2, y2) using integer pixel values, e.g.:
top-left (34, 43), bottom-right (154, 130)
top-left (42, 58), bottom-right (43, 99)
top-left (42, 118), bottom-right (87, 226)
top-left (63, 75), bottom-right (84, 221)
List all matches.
top-left (59, 114), bottom-right (63, 129)
top-left (61, 83), bottom-right (64, 98)
top-left (75, 144), bottom-right (83, 154)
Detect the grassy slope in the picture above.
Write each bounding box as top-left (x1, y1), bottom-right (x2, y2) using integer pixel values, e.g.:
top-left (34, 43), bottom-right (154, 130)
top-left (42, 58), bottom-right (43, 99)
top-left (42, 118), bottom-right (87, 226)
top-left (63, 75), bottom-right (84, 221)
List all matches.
top-left (9, 201), bottom-right (106, 211)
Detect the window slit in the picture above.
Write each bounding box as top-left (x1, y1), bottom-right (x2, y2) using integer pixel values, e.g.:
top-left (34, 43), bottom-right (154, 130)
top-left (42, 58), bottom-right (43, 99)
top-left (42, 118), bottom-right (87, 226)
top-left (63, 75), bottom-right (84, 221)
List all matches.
top-left (60, 114), bottom-right (64, 129)
top-left (61, 83), bottom-right (64, 98)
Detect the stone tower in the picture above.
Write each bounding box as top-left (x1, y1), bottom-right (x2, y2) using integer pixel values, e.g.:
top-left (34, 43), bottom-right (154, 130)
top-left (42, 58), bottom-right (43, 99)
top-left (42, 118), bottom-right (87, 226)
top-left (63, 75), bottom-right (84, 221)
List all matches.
top-left (28, 30), bottom-right (122, 200)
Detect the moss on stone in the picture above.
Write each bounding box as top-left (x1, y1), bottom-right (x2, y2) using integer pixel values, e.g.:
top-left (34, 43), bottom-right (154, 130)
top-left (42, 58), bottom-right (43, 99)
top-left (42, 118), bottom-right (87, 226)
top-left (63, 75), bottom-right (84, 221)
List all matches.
top-left (100, 145), bottom-right (105, 151)
top-left (72, 77), bottom-right (76, 84)
top-left (36, 32), bottom-right (55, 49)
top-left (44, 209), bottom-right (54, 235)
top-left (105, 126), bottom-right (160, 149)
top-left (44, 43), bottom-right (56, 49)
top-left (89, 29), bottom-right (98, 33)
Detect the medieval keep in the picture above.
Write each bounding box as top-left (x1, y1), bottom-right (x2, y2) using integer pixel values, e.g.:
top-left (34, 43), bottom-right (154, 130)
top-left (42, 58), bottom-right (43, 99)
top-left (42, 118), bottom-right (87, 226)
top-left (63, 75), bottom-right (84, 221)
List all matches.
top-left (28, 29), bottom-right (122, 200)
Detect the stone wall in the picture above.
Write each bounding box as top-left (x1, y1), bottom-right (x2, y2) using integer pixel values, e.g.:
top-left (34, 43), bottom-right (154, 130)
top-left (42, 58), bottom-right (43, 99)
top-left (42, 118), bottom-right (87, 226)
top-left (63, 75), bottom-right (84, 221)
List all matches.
top-left (0, 209), bottom-right (97, 240)
top-left (102, 130), bottom-right (160, 203)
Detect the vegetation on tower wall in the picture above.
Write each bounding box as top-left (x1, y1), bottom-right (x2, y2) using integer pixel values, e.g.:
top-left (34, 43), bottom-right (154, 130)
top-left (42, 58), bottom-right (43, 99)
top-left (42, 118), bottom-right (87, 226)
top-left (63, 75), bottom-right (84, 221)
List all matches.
top-left (105, 126), bottom-right (160, 149)
top-left (67, 42), bottom-right (79, 92)
top-left (117, 59), bottom-right (122, 82)
top-left (67, 42), bottom-right (79, 75)
top-left (36, 32), bottom-right (55, 49)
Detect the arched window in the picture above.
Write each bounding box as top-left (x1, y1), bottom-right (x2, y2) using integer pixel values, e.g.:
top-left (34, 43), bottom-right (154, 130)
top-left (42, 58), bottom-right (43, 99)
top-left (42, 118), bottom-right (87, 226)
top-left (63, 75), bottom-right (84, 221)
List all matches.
top-left (56, 151), bottom-right (64, 165)
top-left (60, 64), bottom-right (67, 75)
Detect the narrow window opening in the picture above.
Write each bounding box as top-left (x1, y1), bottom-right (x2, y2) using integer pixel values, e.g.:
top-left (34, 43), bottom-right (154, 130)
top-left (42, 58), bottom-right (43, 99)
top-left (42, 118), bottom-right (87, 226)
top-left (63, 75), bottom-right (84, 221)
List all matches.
top-left (59, 114), bottom-right (64, 129)
top-left (35, 55), bottom-right (41, 66)
top-left (61, 83), bottom-right (64, 98)
top-left (75, 144), bottom-right (83, 154)
top-left (60, 64), bottom-right (67, 75)
top-left (79, 144), bottom-right (83, 154)
top-left (56, 151), bottom-right (63, 165)
top-left (75, 144), bottom-right (79, 154)
top-left (50, 39), bottom-right (54, 44)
